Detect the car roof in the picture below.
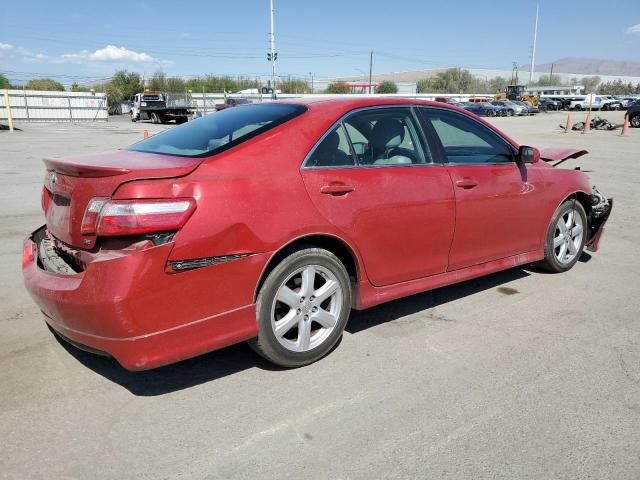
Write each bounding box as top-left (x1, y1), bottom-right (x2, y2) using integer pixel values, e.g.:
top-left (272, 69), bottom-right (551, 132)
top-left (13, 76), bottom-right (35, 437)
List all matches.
top-left (270, 96), bottom-right (468, 120)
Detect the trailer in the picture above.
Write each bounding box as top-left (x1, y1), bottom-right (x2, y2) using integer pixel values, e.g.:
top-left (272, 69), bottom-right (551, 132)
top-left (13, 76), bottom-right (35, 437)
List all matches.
top-left (131, 91), bottom-right (192, 124)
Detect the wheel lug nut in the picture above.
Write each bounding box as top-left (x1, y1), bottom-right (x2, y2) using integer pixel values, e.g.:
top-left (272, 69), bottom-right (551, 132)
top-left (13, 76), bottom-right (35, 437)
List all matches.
top-left (304, 314), bottom-right (309, 321)
top-left (312, 306), bottom-right (318, 312)
top-left (296, 309), bottom-right (301, 314)
top-left (299, 297), bottom-right (305, 303)
top-left (310, 295), bottom-right (315, 301)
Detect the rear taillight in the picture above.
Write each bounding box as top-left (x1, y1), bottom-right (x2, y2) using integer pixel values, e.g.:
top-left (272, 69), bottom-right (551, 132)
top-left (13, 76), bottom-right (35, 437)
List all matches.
top-left (22, 241), bottom-right (35, 268)
top-left (81, 198), bottom-right (196, 237)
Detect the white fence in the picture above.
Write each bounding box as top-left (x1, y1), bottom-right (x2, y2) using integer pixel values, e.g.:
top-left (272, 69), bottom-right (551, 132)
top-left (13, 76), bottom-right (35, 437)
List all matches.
top-left (0, 90), bottom-right (108, 122)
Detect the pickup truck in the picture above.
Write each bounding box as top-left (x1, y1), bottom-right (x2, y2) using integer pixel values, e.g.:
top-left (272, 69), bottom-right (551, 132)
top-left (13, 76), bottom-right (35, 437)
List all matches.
top-left (131, 91), bottom-right (192, 124)
top-left (570, 96), bottom-right (607, 111)
top-left (627, 100), bottom-right (640, 128)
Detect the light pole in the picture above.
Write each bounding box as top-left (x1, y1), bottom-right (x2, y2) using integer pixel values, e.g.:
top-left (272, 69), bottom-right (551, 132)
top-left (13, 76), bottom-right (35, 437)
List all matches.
top-left (268, 0), bottom-right (277, 98)
top-left (530, 2), bottom-right (539, 83)
top-left (308, 72), bottom-right (314, 94)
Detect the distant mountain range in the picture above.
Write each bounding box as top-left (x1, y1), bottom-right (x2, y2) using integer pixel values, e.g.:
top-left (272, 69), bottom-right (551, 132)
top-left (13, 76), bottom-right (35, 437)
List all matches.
top-left (530, 58), bottom-right (640, 77)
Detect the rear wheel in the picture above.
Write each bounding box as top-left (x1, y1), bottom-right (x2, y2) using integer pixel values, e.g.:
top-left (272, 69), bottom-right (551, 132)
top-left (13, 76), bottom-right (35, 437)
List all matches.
top-left (540, 200), bottom-right (587, 273)
top-left (151, 112), bottom-right (160, 124)
top-left (630, 114), bottom-right (640, 128)
top-left (249, 248), bottom-right (352, 367)
top-left (487, 110), bottom-right (496, 117)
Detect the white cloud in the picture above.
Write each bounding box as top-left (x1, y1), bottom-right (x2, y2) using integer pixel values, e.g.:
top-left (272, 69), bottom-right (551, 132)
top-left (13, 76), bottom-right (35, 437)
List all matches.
top-left (625, 24), bottom-right (640, 34)
top-left (61, 45), bottom-right (157, 63)
top-left (0, 42), bottom-right (13, 50)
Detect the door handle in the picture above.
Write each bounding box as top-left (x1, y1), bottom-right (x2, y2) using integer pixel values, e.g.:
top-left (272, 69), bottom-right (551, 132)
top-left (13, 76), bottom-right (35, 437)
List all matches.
top-left (320, 184), bottom-right (355, 196)
top-left (455, 179), bottom-right (478, 189)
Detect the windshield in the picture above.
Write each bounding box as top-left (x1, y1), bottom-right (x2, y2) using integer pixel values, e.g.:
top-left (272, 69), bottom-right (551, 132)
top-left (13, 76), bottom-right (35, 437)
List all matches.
top-left (129, 103), bottom-right (306, 157)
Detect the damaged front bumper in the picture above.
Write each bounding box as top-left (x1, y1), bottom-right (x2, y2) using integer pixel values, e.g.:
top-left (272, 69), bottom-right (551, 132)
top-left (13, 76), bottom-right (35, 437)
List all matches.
top-left (585, 186), bottom-right (612, 253)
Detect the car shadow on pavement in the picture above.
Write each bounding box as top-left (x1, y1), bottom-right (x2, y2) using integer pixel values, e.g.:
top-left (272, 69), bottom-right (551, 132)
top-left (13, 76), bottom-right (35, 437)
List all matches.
top-left (54, 335), bottom-right (282, 397)
top-left (55, 267), bottom-right (530, 396)
top-left (346, 267), bottom-right (530, 333)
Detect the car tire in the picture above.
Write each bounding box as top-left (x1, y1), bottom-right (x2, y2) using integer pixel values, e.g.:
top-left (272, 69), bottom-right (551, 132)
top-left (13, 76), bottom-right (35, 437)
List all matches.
top-left (249, 248), bottom-right (352, 368)
top-left (507, 109), bottom-right (514, 117)
top-left (539, 200), bottom-right (587, 273)
top-left (574, 105), bottom-right (582, 111)
top-left (630, 114), bottom-right (640, 128)
top-left (151, 112), bottom-right (160, 124)
top-left (487, 110), bottom-right (496, 117)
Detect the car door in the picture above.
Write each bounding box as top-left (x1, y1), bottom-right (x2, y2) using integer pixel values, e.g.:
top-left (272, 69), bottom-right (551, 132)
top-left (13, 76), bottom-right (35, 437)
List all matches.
top-left (301, 107), bottom-right (456, 287)
top-left (419, 107), bottom-right (547, 271)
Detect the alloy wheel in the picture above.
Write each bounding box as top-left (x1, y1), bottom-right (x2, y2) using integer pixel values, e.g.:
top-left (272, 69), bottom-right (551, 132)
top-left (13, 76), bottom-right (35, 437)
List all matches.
top-left (553, 208), bottom-right (584, 265)
top-left (270, 265), bottom-right (343, 352)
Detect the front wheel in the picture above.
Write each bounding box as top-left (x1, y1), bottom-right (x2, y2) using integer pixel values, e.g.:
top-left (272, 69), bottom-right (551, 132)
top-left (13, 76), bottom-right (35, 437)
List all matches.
top-left (249, 248), bottom-right (352, 367)
top-left (630, 114), bottom-right (640, 128)
top-left (539, 200), bottom-right (587, 273)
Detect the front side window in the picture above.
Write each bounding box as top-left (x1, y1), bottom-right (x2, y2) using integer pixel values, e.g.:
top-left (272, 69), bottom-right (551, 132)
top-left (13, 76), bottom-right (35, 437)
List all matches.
top-left (421, 108), bottom-right (514, 164)
top-left (129, 103), bottom-right (306, 157)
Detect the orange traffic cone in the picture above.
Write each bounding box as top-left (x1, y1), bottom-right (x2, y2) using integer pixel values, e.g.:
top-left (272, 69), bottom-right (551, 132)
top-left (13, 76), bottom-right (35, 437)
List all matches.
top-left (582, 113), bottom-right (591, 134)
top-left (143, 130), bottom-right (149, 139)
top-left (621, 115), bottom-right (630, 136)
top-left (564, 113), bottom-right (572, 132)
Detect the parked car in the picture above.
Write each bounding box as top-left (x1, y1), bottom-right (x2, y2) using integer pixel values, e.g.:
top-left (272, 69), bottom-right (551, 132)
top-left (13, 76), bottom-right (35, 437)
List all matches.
top-left (538, 97), bottom-right (561, 111)
top-left (23, 98), bottom-right (612, 370)
top-left (601, 96), bottom-right (624, 111)
top-left (460, 102), bottom-right (504, 117)
top-left (489, 101), bottom-right (519, 116)
top-left (511, 100), bottom-right (539, 115)
top-left (626, 99), bottom-right (640, 127)
top-left (549, 97), bottom-right (573, 110)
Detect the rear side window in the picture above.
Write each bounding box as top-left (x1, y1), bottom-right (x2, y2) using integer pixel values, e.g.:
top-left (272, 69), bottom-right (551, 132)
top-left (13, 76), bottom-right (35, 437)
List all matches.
top-left (307, 125), bottom-right (355, 167)
top-left (129, 103), bottom-right (306, 157)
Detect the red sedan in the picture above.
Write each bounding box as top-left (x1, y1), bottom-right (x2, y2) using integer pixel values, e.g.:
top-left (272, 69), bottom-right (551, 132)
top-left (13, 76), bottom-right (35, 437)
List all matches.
top-left (22, 98), bottom-right (612, 370)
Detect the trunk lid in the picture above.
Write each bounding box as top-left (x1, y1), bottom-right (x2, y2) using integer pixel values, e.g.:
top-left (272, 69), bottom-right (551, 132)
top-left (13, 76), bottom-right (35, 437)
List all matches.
top-left (43, 150), bottom-right (202, 248)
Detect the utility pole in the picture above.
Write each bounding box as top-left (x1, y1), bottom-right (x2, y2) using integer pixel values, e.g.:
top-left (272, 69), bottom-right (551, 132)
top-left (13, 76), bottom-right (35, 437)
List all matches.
top-left (530, 2), bottom-right (539, 83)
top-left (269, 0), bottom-right (277, 98)
top-left (368, 51), bottom-right (373, 94)
top-left (550, 63), bottom-right (554, 78)
top-left (309, 72), bottom-right (314, 94)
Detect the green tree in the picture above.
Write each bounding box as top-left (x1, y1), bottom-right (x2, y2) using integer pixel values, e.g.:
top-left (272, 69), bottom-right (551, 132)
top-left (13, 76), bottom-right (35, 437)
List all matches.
top-left (532, 74), bottom-right (564, 86)
top-left (581, 76), bottom-right (601, 93)
top-left (324, 82), bottom-right (351, 94)
top-left (165, 76), bottom-right (186, 92)
top-left (0, 73), bottom-right (10, 89)
top-left (486, 76), bottom-right (509, 94)
top-left (376, 81), bottom-right (398, 94)
top-left (147, 71), bottom-right (166, 91)
top-left (70, 82), bottom-right (92, 92)
top-left (104, 70), bottom-right (143, 105)
top-left (25, 78), bottom-right (65, 91)
top-left (278, 77), bottom-right (310, 94)
top-left (416, 69), bottom-right (477, 94)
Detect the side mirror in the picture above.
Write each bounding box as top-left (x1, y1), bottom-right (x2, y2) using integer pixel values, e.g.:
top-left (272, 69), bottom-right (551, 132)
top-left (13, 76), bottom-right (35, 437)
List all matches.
top-left (517, 145), bottom-right (540, 164)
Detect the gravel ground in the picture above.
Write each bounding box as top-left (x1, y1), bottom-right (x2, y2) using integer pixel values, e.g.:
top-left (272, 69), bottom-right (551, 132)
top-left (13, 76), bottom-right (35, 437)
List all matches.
top-left (1, 110), bottom-right (638, 480)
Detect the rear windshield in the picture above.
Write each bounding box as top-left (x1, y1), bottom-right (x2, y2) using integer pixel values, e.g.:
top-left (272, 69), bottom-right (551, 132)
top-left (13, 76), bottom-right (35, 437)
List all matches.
top-left (129, 103), bottom-right (306, 157)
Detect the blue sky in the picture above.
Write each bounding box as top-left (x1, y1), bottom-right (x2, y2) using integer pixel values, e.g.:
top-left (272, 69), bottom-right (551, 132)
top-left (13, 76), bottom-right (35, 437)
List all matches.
top-left (1, 0), bottom-right (638, 86)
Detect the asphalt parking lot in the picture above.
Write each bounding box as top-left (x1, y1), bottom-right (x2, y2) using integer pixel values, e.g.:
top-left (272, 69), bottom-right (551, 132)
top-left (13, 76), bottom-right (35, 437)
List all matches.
top-left (1, 111), bottom-right (639, 479)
